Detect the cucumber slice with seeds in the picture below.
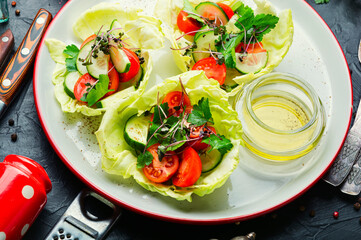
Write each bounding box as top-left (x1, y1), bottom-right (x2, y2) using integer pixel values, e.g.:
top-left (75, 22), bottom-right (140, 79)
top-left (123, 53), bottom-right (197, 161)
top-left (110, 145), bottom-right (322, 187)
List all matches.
top-left (86, 51), bottom-right (110, 79)
top-left (76, 41), bottom-right (93, 75)
top-left (200, 149), bottom-right (223, 173)
top-left (124, 114), bottom-right (151, 152)
top-left (63, 71), bottom-right (81, 99)
top-left (235, 51), bottom-right (268, 74)
top-left (195, 2), bottom-right (229, 26)
top-left (193, 28), bottom-right (217, 62)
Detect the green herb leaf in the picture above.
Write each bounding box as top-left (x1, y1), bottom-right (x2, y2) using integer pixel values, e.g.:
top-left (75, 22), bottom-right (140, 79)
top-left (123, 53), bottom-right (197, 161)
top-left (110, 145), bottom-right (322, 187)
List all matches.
top-left (188, 97), bottom-right (214, 126)
top-left (86, 74), bottom-right (113, 106)
top-left (252, 14), bottom-right (279, 41)
top-left (63, 44), bottom-right (80, 72)
top-left (234, 4), bottom-right (254, 30)
top-left (234, 2), bottom-right (279, 42)
top-left (153, 102), bottom-right (169, 124)
top-left (183, 0), bottom-right (204, 23)
top-left (202, 134), bottom-right (233, 155)
top-left (137, 150), bottom-right (153, 168)
top-left (217, 33), bottom-right (244, 68)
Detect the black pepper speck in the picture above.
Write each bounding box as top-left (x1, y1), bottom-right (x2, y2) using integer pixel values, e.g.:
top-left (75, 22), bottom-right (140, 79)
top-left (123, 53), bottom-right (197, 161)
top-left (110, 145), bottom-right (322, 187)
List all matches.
top-left (11, 133), bottom-right (17, 142)
top-left (8, 119), bottom-right (14, 126)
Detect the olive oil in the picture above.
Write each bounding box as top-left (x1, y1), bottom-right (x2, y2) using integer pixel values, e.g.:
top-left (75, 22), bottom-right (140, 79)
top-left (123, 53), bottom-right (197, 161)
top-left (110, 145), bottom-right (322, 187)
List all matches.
top-left (235, 73), bottom-right (326, 161)
top-left (252, 95), bottom-right (310, 132)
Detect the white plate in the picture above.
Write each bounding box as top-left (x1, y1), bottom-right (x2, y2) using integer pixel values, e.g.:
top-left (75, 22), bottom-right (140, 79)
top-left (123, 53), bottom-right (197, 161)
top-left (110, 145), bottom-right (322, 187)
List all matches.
top-left (34, 0), bottom-right (352, 223)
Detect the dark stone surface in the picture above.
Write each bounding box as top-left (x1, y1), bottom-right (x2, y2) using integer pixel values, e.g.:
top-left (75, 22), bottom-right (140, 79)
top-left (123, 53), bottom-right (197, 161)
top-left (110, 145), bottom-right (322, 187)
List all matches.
top-left (0, 0), bottom-right (361, 239)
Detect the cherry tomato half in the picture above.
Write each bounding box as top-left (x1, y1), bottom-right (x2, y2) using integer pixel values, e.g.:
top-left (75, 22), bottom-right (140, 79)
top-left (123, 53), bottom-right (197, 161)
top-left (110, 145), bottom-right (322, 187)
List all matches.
top-left (235, 42), bottom-right (266, 54)
top-left (80, 34), bottom-right (96, 49)
top-left (192, 57), bottom-right (226, 85)
top-left (74, 73), bottom-right (97, 103)
top-left (103, 61), bottom-right (120, 98)
top-left (119, 48), bottom-right (141, 82)
top-left (217, 3), bottom-right (234, 20)
top-left (177, 10), bottom-right (202, 36)
top-left (189, 125), bottom-right (216, 151)
top-left (143, 144), bottom-right (179, 183)
top-left (162, 91), bottom-right (192, 117)
top-left (172, 147), bottom-right (202, 187)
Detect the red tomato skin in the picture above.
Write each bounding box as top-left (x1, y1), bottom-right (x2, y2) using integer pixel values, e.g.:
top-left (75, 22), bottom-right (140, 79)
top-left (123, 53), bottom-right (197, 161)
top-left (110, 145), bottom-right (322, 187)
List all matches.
top-left (74, 73), bottom-right (97, 103)
top-left (143, 144), bottom-right (180, 183)
top-left (172, 147), bottom-right (202, 187)
top-left (162, 91), bottom-right (192, 117)
top-left (217, 3), bottom-right (234, 20)
top-left (119, 48), bottom-right (141, 82)
top-left (177, 10), bottom-right (202, 36)
top-left (235, 42), bottom-right (266, 54)
top-left (80, 34), bottom-right (96, 49)
top-left (190, 126), bottom-right (216, 151)
top-left (103, 61), bottom-right (120, 98)
top-left (192, 57), bottom-right (226, 85)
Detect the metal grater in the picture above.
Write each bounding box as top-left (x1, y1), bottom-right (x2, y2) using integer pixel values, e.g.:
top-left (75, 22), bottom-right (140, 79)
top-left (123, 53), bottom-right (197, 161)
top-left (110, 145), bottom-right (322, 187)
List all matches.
top-left (44, 189), bottom-right (122, 240)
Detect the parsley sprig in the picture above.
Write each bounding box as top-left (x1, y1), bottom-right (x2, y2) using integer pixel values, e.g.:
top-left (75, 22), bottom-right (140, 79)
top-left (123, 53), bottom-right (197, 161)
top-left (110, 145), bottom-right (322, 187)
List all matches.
top-left (80, 74), bottom-right (114, 106)
top-left (63, 44), bottom-right (80, 72)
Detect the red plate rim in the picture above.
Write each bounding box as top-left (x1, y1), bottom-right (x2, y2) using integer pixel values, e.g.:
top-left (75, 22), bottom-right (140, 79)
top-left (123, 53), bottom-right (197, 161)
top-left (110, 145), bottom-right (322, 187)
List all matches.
top-left (33, 0), bottom-right (353, 225)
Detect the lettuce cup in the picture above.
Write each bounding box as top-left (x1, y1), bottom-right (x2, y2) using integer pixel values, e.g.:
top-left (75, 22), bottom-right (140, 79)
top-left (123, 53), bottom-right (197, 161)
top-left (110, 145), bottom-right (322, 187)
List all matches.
top-left (45, 2), bottom-right (164, 116)
top-left (154, 0), bottom-right (294, 96)
top-left (96, 71), bottom-right (243, 201)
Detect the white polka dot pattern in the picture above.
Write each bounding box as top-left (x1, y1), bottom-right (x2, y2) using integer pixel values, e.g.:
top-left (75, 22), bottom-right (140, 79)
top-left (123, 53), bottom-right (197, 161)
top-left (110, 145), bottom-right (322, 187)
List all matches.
top-left (22, 185), bottom-right (34, 199)
top-left (0, 232), bottom-right (6, 240)
top-left (21, 224), bottom-right (29, 236)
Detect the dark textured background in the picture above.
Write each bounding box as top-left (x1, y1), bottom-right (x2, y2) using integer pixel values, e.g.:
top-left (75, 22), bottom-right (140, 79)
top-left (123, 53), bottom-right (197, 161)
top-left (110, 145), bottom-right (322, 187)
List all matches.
top-left (1, 0), bottom-right (361, 239)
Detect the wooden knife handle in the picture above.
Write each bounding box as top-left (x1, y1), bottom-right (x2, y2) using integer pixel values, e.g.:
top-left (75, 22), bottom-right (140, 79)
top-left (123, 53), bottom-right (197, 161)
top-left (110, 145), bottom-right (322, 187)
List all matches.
top-left (0, 9), bottom-right (52, 105)
top-left (0, 29), bottom-right (14, 71)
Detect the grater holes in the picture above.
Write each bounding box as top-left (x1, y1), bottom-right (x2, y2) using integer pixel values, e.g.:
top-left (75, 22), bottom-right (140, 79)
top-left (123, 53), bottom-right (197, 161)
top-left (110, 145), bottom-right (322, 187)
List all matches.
top-left (59, 228), bottom-right (64, 234)
top-left (66, 233), bottom-right (72, 238)
top-left (52, 235), bottom-right (59, 240)
top-left (60, 235), bottom-right (65, 239)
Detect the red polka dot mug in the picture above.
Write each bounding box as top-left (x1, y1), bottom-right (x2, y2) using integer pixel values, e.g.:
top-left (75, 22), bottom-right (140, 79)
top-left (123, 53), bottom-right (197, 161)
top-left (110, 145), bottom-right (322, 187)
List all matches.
top-left (0, 155), bottom-right (52, 240)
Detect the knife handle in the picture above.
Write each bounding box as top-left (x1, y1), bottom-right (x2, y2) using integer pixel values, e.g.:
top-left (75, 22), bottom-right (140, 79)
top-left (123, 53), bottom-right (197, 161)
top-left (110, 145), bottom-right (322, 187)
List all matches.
top-left (0, 29), bottom-right (14, 71)
top-left (0, 8), bottom-right (52, 105)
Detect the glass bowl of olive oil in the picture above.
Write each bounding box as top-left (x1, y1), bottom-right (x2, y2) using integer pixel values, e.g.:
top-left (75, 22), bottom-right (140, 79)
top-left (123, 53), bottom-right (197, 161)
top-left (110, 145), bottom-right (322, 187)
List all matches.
top-left (235, 72), bottom-right (326, 161)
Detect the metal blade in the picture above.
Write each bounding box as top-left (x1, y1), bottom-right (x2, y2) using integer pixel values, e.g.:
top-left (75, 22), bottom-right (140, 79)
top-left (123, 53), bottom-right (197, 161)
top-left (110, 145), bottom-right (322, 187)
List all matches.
top-left (323, 100), bottom-right (361, 186)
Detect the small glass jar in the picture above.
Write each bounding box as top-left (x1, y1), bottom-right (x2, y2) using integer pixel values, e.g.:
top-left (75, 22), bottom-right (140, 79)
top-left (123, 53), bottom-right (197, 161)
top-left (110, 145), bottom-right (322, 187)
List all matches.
top-left (0, 0), bottom-right (8, 23)
top-left (235, 72), bottom-right (326, 161)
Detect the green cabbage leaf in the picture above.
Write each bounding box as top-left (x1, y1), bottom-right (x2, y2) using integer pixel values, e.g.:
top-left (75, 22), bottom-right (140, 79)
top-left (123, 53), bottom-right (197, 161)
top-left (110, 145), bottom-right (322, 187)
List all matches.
top-left (96, 71), bottom-right (243, 201)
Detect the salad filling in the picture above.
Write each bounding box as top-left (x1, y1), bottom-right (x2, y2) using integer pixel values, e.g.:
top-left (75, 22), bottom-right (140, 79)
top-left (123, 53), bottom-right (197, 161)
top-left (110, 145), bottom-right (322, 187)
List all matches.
top-left (46, 3), bottom-right (164, 116)
top-left (125, 87), bottom-right (233, 186)
top-left (155, 0), bottom-right (294, 96)
top-left (96, 71), bottom-right (242, 201)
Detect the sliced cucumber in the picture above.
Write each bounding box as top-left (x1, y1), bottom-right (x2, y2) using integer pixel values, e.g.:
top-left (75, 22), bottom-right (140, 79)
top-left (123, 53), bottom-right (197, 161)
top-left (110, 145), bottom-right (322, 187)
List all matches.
top-left (193, 28), bottom-right (217, 62)
top-left (86, 51), bottom-right (110, 79)
top-left (200, 150), bottom-right (223, 173)
top-left (195, 2), bottom-right (229, 26)
top-left (63, 71), bottom-right (81, 99)
top-left (119, 66), bottom-right (144, 90)
top-left (76, 41), bottom-right (93, 75)
top-left (110, 47), bottom-right (131, 73)
top-left (235, 51), bottom-right (268, 74)
top-left (124, 114), bottom-right (151, 152)
top-left (222, 76), bottom-right (238, 89)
